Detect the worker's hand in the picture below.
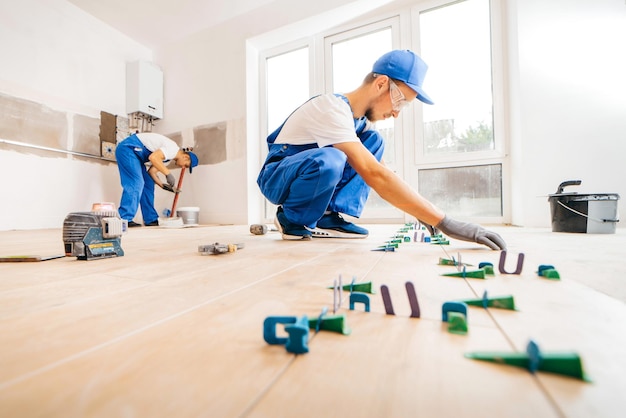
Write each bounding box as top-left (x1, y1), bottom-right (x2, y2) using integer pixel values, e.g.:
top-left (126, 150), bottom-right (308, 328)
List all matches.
top-left (418, 220), bottom-right (439, 237)
top-left (165, 173), bottom-right (176, 187)
top-left (436, 216), bottom-right (506, 251)
top-left (162, 183), bottom-right (176, 193)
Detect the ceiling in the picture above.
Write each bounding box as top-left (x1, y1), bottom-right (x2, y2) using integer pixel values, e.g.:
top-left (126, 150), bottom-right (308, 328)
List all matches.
top-left (66, 0), bottom-right (277, 49)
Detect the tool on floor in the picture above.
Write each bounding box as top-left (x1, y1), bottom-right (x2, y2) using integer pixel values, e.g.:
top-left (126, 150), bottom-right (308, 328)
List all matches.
top-left (250, 224), bottom-right (268, 235)
top-left (198, 242), bottom-right (244, 255)
top-left (0, 254), bottom-right (65, 262)
top-left (465, 339), bottom-right (591, 382)
top-left (63, 211), bottom-right (126, 260)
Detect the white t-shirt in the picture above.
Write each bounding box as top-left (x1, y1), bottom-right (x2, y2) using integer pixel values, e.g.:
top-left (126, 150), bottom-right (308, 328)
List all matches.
top-left (136, 133), bottom-right (179, 160)
top-left (273, 94), bottom-right (374, 147)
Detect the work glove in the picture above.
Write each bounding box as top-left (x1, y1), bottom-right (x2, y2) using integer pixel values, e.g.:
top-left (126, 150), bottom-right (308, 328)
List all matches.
top-left (162, 183), bottom-right (175, 193)
top-left (165, 173), bottom-right (176, 187)
top-left (435, 215), bottom-right (507, 251)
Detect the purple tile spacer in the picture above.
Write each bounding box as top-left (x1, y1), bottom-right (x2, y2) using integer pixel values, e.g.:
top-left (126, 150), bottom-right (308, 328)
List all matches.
top-left (405, 282), bottom-right (421, 318)
top-left (498, 250), bottom-right (525, 275)
top-left (381, 285), bottom-right (395, 315)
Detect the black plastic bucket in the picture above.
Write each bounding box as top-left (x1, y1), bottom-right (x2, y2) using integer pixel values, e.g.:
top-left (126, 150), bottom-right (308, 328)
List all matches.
top-left (548, 180), bottom-right (620, 234)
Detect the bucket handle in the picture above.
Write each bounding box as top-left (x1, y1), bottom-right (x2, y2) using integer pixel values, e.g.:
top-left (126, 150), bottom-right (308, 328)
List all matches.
top-left (556, 180), bottom-right (582, 194)
top-left (556, 200), bottom-right (620, 223)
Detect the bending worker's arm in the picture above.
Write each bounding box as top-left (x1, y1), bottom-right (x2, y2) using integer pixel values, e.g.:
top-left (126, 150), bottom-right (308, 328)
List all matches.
top-left (148, 149), bottom-right (176, 190)
top-left (334, 141), bottom-right (506, 250)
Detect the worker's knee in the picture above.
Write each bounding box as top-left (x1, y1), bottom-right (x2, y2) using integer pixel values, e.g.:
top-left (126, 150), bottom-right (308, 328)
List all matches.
top-left (313, 148), bottom-right (347, 183)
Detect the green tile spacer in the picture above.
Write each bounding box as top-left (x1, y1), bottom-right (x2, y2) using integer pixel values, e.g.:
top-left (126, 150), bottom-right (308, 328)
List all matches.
top-left (459, 295), bottom-right (516, 310)
top-left (542, 269), bottom-right (560, 280)
top-left (465, 347), bottom-right (591, 382)
top-left (438, 257), bottom-right (473, 267)
top-left (538, 265), bottom-right (561, 280)
top-left (308, 313), bottom-right (351, 335)
top-left (447, 312), bottom-right (468, 335)
top-left (327, 281), bottom-right (376, 294)
top-left (441, 269), bottom-right (487, 279)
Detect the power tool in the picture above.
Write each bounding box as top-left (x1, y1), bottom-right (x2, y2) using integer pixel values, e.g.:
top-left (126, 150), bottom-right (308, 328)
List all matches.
top-left (62, 211), bottom-right (127, 260)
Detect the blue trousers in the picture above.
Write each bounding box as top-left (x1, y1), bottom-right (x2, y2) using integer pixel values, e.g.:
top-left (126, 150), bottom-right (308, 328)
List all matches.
top-left (115, 136), bottom-right (159, 224)
top-left (257, 130), bottom-right (384, 228)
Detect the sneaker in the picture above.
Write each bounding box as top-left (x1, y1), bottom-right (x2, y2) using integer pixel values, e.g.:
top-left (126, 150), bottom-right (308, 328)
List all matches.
top-left (310, 212), bottom-right (369, 239)
top-left (128, 221), bottom-right (142, 227)
top-left (274, 207), bottom-right (312, 240)
top-left (144, 220), bottom-right (159, 227)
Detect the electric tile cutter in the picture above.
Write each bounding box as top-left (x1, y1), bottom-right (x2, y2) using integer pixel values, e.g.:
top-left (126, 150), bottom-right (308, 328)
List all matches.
top-left (62, 211), bottom-right (127, 260)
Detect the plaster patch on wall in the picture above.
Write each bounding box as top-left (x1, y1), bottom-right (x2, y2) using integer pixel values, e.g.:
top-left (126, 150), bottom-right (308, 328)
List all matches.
top-left (73, 114), bottom-right (101, 156)
top-left (193, 123), bottom-right (227, 165)
top-left (0, 92), bottom-right (66, 149)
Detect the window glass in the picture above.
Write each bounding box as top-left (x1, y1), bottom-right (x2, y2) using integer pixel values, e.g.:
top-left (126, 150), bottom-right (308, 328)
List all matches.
top-left (418, 164), bottom-right (502, 217)
top-left (266, 47), bottom-right (310, 132)
top-left (419, 0), bottom-right (494, 155)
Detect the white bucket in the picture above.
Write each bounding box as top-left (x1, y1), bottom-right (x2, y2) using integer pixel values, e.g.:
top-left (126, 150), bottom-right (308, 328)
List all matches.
top-left (177, 207), bottom-right (200, 225)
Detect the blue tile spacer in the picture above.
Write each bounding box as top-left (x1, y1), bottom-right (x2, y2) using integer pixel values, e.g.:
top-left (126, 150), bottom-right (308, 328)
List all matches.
top-left (526, 339), bottom-right (542, 373)
top-left (537, 265), bottom-right (555, 276)
top-left (349, 292), bottom-right (371, 312)
top-left (482, 290), bottom-right (489, 309)
top-left (263, 316), bottom-right (297, 345)
top-left (442, 301), bottom-right (468, 322)
top-left (284, 315), bottom-right (310, 354)
top-left (315, 306), bottom-right (328, 333)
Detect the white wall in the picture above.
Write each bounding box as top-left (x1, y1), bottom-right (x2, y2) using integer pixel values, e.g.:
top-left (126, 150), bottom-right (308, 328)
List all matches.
top-left (508, 0), bottom-right (626, 227)
top-left (0, 0), bottom-right (152, 231)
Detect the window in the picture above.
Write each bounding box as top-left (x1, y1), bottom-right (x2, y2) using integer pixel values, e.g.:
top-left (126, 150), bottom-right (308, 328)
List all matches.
top-left (415, 0), bottom-right (505, 219)
top-left (325, 19), bottom-right (403, 220)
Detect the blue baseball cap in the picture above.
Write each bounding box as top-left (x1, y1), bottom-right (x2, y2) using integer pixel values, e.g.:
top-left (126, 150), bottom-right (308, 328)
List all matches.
top-left (372, 50), bottom-right (434, 105)
top-left (187, 151), bottom-right (199, 173)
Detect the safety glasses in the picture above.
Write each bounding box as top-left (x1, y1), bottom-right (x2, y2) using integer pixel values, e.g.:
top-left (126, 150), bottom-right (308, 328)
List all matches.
top-left (389, 79), bottom-right (409, 113)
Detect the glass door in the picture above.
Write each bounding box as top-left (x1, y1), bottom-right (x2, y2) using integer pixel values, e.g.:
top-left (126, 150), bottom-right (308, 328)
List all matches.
top-left (324, 18), bottom-right (404, 221)
top-left (413, 0), bottom-right (507, 222)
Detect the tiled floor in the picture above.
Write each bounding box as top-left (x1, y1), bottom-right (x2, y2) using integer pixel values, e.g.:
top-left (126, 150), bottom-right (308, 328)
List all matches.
top-left (0, 224), bottom-right (624, 417)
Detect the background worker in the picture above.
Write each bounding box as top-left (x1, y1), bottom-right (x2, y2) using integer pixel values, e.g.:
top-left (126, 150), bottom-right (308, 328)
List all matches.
top-left (257, 49), bottom-right (506, 250)
top-left (115, 132), bottom-right (198, 227)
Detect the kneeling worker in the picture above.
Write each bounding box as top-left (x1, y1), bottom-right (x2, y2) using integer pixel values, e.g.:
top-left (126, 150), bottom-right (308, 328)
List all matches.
top-left (257, 49), bottom-right (505, 250)
top-left (115, 132), bottom-right (199, 227)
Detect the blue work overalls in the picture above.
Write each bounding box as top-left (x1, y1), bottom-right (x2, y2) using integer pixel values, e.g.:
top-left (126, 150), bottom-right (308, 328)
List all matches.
top-left (256, 95), bottom-right (385, 228)
top-left (115, 134), bottom-right (163, 224)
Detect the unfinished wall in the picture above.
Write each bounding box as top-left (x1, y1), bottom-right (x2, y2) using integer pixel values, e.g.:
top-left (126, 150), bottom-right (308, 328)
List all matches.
top-left (0, 0), bottom-right (152, 231)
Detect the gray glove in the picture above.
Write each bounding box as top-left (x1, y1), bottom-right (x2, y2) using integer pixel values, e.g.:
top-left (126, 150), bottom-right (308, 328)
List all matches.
top-left (436, 215), bottom-right (506, 251)
top-left (165, 173), bottom-right (176, 187)
top-left (162, 183), bottom-right (176, 193)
